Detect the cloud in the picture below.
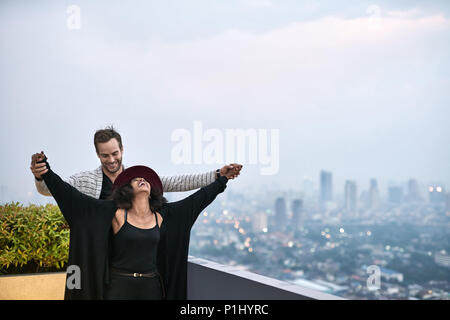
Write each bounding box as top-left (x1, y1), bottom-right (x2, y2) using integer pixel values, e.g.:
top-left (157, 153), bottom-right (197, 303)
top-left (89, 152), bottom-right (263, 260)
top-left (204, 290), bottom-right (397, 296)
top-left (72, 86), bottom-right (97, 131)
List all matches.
top-left (143, 11), bottom-right (450, 114)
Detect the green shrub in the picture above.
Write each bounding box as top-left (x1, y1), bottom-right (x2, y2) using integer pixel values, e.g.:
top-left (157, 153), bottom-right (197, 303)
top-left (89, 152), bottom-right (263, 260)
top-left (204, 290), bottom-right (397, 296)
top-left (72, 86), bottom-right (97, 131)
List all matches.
top-left (0, 202), bottom-right (69, 275)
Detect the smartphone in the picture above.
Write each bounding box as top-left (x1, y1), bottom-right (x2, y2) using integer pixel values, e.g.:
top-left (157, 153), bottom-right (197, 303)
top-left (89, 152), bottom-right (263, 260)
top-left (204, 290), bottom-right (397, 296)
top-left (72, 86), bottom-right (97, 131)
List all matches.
top-left (36, 154), bottom-right (48, 164)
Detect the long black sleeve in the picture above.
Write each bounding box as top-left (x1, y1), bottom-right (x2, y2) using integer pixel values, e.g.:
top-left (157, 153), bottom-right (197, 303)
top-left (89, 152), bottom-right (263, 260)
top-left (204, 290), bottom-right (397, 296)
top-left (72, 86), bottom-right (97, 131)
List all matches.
top-left (41, 161), bottom-right (112, 226)
top-left (166, 175), bottom-right (228, 229)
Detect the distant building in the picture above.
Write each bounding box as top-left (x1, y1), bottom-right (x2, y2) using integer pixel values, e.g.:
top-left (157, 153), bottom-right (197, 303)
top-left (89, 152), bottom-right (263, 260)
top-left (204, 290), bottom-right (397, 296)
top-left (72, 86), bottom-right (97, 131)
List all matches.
top-left (320, 170), bottom-right (333, 203)
top-left (344, 180), bottom-right (357, 216)
top-left (367, 179), bottom-right (380, 210)
top-left (428, 185), bottom-right (445, 203)
top-left (274, 197), bottom-right (287, 232)
top-left (252, 212), bottom-right (268, 233)
top-left (291, 199), bottom-right (304, 231)
top-left (388, 186), bottom-right (403, 204)
top-left (434, 252), bottom-right (450, 268)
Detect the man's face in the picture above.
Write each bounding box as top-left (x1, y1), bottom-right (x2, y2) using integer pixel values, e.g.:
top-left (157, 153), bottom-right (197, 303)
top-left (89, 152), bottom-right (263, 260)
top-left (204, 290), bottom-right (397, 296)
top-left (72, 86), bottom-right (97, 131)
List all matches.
top-left (96, 138), bottom-right (123, 174)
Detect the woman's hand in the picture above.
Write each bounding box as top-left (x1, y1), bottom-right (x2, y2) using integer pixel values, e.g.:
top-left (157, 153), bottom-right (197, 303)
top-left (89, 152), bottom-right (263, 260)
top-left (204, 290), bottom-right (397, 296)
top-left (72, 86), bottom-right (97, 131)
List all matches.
top-left (30, 151), bottom-right (48, 180)
top-left (220, 163), bottom-right (243, 180)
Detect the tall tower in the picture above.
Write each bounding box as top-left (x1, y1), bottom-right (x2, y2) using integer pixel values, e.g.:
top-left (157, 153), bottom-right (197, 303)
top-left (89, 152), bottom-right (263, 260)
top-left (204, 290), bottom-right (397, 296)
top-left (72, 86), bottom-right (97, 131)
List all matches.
top-left (367, 178), bottom-right (380, 210)
top-left (320, 170), bottom-right (333, 203)
top-left (345, 180), bottom-right (357, 216)
top-left (274, 197), bottom-right (287, 232)
top-left (291, 199), bottom-right (304, 231)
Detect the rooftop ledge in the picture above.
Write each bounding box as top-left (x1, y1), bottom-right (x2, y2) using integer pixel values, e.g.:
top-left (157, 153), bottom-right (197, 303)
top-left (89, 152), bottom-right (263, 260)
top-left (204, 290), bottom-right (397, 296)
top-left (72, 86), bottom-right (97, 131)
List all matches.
top-left (187, 256), bottom-right (346, 300)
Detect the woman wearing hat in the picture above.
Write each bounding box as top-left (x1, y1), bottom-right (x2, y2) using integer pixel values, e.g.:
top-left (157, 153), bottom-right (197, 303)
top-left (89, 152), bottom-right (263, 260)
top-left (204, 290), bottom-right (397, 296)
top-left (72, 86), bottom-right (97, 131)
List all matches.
top-left (32, 151), bottom-right (241, 300)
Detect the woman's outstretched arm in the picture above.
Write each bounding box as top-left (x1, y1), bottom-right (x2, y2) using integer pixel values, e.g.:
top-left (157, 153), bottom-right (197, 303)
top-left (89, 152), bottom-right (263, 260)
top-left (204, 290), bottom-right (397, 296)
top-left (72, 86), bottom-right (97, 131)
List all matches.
top-left (33, 152), bottom-right (112, 226)
top-left (166, 175), bottom-right (229, 229)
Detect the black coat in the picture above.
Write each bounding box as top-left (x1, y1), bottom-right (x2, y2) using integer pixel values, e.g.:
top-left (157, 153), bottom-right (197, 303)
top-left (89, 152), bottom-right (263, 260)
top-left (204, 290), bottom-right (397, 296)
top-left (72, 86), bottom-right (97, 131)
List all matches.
top-left (42, 162), bottom-right (228, 300)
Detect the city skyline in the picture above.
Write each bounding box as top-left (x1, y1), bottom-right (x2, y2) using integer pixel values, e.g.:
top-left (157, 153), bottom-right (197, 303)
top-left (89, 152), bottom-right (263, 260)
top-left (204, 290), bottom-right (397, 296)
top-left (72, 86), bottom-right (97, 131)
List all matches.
top-left (1, 166), bottom-right (448, 206)
top-left (188, 173), bottom-right (450, 300)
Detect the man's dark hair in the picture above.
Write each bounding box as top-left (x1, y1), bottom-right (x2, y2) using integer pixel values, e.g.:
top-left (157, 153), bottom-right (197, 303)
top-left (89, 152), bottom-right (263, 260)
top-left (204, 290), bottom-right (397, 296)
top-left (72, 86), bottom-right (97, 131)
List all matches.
top-left (109, 183), bottom-right (167, 213)
top-left (94, 126), bottom-right (123, 153)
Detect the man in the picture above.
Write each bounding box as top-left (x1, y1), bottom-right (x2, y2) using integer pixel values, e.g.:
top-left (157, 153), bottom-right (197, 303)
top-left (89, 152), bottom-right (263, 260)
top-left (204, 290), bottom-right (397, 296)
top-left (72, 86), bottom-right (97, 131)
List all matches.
top-left (31, 126), bottom-right (242, 199)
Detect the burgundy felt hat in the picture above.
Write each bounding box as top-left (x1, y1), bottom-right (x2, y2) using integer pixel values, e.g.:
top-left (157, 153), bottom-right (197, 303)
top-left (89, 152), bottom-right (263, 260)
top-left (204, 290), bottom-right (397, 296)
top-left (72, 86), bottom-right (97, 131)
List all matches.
top-left (113, 165), bottom-right (163, 194)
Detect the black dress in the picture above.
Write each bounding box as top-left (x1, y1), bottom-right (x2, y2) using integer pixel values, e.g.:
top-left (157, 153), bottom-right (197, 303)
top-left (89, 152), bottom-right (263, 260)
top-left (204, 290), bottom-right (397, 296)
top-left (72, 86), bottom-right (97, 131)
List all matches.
top-left (41, 161), bottom-right (228, 300)
top-left (104, 210), bottom-right (163, 300)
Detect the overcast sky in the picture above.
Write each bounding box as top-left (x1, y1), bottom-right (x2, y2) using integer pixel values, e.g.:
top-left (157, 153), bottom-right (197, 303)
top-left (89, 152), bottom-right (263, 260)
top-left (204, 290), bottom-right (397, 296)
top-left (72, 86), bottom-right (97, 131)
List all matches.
top-left (1, 0), bottom-right (449, 204)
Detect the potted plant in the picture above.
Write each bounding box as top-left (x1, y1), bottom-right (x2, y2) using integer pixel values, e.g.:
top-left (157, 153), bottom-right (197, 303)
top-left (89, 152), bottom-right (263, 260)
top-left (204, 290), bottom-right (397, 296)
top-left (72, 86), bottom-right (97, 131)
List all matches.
top-left (0, 203), bottom-right (69, 299)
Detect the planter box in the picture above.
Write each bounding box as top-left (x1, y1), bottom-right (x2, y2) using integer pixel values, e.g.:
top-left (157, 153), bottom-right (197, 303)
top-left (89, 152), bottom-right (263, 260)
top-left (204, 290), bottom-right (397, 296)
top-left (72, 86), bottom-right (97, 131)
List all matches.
top-left (0, 272), bottom-right (66, 300)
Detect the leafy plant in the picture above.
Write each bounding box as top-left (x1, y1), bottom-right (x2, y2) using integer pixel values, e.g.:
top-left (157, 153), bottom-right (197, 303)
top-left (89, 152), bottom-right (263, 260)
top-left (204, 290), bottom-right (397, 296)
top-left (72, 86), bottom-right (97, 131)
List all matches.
top-left (0, 202), bottom-right (69, 275)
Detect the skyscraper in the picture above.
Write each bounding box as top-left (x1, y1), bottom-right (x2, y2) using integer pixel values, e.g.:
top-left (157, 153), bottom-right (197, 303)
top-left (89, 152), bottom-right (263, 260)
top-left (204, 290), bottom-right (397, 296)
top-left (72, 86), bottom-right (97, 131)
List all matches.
top-left (291, 199), bottom-right (304, 231)
top-left (367, 178), bottom-right (380, 210)
top-left (320, 170), bottom-right (333, 203)
top-left (345, 180), bottom-right (357, 216)
top-left (429, 185), bottom-right (445, 203)
top-left (252, 212), bottom-right (268, 233)
top-left (274, 197), bottom-right (287, 232)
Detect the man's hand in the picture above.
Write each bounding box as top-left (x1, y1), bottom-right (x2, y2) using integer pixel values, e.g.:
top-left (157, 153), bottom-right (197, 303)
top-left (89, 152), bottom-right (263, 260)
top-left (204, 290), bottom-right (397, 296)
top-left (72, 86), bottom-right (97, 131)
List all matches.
top-left (220, 163), bottom-right (243, 180)
top-left (30, 151), bottom-right (48, 181)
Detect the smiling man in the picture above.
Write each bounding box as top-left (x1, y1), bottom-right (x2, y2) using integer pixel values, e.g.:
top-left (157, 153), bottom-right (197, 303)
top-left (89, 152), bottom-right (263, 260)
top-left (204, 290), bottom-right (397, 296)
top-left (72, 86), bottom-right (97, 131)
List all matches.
top-left (31, 126), bottom-right (242, 199)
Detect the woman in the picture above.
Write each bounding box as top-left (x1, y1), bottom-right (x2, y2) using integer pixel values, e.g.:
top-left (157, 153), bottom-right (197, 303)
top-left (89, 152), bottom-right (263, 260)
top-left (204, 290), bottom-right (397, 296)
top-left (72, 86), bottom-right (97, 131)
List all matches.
top-left (32, 151), bottom-right (238, 300)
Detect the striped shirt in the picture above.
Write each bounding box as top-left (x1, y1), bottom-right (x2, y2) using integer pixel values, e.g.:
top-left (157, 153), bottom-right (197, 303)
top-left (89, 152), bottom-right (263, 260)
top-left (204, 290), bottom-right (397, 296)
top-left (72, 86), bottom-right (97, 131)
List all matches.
top-left (35, 165), bottom-right (217, 198)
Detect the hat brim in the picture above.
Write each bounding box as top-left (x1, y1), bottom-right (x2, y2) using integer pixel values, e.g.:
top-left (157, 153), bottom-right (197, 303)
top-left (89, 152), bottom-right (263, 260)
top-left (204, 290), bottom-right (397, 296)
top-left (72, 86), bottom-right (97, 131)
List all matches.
top-left (113, 165), bottom-right (163, 194)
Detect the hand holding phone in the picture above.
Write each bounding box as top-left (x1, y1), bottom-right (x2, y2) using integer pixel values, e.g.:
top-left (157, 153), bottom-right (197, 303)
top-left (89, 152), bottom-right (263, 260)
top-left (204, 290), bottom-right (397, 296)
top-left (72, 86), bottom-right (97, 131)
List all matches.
top-left (31, 151), bottom-right (48, 180)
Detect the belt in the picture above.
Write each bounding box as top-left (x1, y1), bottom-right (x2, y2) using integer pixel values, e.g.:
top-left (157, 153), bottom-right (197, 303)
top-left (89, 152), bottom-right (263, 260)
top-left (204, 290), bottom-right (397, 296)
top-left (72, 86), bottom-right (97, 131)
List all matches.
top-left (110, 267), bottom-right (166, 299)
top-left (111, 268), bottom-right (158, 278)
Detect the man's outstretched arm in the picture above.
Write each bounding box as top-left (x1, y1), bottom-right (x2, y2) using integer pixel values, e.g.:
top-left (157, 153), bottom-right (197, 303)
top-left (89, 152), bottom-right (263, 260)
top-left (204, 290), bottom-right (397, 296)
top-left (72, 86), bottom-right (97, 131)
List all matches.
top-left (160, 163), bottom-right (242, 192)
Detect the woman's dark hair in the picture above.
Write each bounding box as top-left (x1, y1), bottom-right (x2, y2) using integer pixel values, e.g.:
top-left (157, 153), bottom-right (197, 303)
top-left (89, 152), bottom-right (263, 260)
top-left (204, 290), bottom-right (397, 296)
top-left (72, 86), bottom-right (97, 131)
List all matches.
top-left (109, 182), bottom-right (167, 213)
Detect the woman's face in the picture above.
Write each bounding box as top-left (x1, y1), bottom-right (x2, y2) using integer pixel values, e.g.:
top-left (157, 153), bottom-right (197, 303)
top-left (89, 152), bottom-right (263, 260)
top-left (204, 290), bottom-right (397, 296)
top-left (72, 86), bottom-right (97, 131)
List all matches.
top-left (130, 177), bottom-right (151, 196)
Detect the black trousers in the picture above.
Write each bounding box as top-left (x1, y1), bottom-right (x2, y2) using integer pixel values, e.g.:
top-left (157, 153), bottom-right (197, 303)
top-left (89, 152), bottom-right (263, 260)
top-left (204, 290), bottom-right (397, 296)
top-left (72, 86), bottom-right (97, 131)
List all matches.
top-left (104, 272), bottom-right (163, 300)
